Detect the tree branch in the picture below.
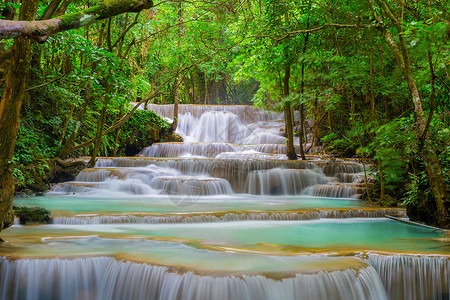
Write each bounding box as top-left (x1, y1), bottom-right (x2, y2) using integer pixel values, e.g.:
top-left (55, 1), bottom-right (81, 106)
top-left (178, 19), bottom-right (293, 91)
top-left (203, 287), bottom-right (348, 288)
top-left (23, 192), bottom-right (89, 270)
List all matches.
top-left (0, 0), bottom-right (153, 43)
top-left (252, 23), bottom-right (367, 41)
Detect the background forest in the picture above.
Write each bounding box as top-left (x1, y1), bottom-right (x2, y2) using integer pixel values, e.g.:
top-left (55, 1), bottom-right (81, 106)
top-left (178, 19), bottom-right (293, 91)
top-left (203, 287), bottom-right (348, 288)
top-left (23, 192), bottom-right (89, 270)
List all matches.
top-left (0, 0), bottom-right (449, 226)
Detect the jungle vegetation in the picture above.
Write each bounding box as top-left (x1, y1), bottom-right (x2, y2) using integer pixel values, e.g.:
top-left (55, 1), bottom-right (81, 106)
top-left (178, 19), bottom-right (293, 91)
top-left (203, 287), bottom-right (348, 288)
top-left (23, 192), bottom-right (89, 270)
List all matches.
top-left (0, 0), bottom-right (448, 229)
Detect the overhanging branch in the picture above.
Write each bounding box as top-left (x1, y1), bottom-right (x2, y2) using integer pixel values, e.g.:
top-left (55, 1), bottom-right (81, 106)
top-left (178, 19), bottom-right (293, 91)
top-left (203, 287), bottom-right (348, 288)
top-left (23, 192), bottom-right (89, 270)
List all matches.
top-left (0, 0), bottom-right (153, 43)
top-left (253, 23), bottom-right (370, 41)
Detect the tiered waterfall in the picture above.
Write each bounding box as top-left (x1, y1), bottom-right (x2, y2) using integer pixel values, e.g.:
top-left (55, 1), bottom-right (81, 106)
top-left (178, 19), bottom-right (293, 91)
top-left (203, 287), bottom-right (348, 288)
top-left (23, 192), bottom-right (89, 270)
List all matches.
top-left (2, 104), bottom-right (449, 300)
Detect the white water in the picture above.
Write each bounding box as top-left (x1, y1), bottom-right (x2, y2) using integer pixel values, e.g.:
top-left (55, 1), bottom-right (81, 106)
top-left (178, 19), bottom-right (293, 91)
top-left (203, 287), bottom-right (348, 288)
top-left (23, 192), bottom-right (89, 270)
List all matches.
top-left (52, 157), bottom-right (363, 197)
top-left (0, 256), bottom-right (387, 300)
top-left (8, 104), bottom-right (449, 300)
top-left (51, 209), bottom-right (406, 224)
top-left (366, 254), bottom-right (450, 300)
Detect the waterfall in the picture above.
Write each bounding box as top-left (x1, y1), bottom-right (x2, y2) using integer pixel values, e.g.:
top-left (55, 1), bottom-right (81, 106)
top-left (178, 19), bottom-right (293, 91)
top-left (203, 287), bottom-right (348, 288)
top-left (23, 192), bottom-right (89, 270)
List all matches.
top-left (0, 257), bottom-right (387, 300)
top-left (151, 176), bottom-right (233, 196)
top-left (366, 254), bottom-right (450, 300)
top-left (8, 104), bottom-right (449, 300)
top-left (252, 144), bottom-right (301, 155)
top-left (140, 143), bottom-right (240, 158)
top-left (53, 158), bottom-right (365, 196)
top-left (51, 209), bottom-right (406, 224)
top-left (140, 143), bottom-right (305, 158)
top-left (310, 184), bottom-right (364, 199)
top-left (179, 111), bottom-right (252, 143)
top-left (246, 168), bottom-right (329, 195)
top-left (143, 104), bottom-right (283, 122)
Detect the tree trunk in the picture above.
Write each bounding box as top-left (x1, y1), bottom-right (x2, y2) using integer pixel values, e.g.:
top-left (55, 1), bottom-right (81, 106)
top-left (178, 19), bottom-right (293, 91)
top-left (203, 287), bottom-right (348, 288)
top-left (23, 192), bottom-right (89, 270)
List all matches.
top-left (54, 0), bottom-right (72, 17)
top-left (88, 94), bottom-right (109, 168)
top-left (0, 0), bottom-right (39, 232)
top-left (284, 64), bottom-right (297, 160)
top-left (0, 0), bottom-right (17, 78)
top-left (408, 77), bottom-right (448, 225)
top-left (40, 0), bottom-right (63, 20)
top-left (172, 79), bottom-right (180, 131)
top-left (171, 1), bottom-right (183, 132)
top-left (369, 0), bottom-right (448, 226)
top-left (58, 96), bottom-right (89, 158)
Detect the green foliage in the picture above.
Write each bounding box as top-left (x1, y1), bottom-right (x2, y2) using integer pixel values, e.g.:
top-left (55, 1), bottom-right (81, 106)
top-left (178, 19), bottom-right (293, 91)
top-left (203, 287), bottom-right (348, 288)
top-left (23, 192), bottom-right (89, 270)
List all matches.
top-left (372, 118), bottom-right (416, 190)
top-left (12, 205), bottom-right (51, 225)
top-left (321, 132), bottom-right (359, 157)
top-left (2, 0), bottom-right (449, 223)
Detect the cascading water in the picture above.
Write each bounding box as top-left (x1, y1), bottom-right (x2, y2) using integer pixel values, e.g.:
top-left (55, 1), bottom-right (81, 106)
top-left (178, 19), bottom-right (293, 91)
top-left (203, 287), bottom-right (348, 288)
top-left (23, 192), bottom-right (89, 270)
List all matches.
top-left (0, 256), bottom-right (388, 300)
top-left (4, 104), bottom-right (449, 300)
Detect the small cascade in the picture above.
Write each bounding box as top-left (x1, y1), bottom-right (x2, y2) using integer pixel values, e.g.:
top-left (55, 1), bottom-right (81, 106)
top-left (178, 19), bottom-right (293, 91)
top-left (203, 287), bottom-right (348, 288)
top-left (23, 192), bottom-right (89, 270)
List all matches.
top-left (52, 180), bottom-right (157, 195)
top-left (144, 104), bottom-right (282, 122)
top-left (52, 165), bottom-right (182, 196)
top-left (144, 104), bottom-right (287, 144)
top-left (252, 144), bottom-right (301, 155)
top-left (52, 212), bottom-right (322, 224)
top-left (140, 143), bottom-right (307, 158)
top-left (246, 169), bottom-right (329, 195)
top-left (318, 161), bottom-right (365, 177)
top-left (52, 182), bottom-right (101, 194)
top-left (366, 254), bottom-right (450, 300)
top-left (319, 209), bottom-right (406, 219)
top-left (140, 143), bottom-right (240, 158)
top-left (0, 256), bottom-right (388, 300)
top-left (214, 150), bottom-right (284, 160)
top-left (51, 209), bottom-right (406, 224)
top-left (151, 176), bottom-right (233, 196)
top-left (243, 127), bottom-right (286, 144)
top-left (337, 173), bottom-right (366, 183)
top-left (179, 111), bottom-right (252, 143)
top-left (310, 184), bottom-right (365, 199)
top-left (75, 169), bottom-right (112, 182)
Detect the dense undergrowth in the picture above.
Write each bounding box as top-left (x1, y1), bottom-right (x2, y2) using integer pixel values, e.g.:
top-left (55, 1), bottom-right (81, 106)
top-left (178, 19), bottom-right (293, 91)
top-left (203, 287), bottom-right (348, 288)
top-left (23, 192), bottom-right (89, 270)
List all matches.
top-left (1, 0), bottom-right (448, 226)
top-left (11, 75), bottom-right (172, 194)
top-left (321, 112), bottom-right (450, 226)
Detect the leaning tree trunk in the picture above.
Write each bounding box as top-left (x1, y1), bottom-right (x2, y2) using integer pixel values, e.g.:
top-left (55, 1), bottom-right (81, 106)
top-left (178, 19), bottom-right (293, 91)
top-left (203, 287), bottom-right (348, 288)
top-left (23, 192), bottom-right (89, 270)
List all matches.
top-left (0, 0), bottom-right (153, 43)
top-left (407, 74), bottom-right (448, 225)
top-left (284, 64), bottom-right (297, 160)
top-left (0, 0), bottom-right (39, 232)
top-left (171, 1), bottom-right (183, 132)
top-left (0, 0), bottom-right (155, 233)
top-left (369, 0), bottom-right (448, 226)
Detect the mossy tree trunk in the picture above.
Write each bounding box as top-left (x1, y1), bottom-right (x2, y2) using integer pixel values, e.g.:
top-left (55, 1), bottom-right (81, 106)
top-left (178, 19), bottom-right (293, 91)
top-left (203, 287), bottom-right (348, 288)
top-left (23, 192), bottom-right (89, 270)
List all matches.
top-left (0, 0), bottom-right (155, 233)
top-left (0, 0), bottom-right (39, 232)
top-left (0, 0), bottom-right (153, 43)
top-left (370, 0), bottom-right (449, 226)
top-left (171, 1), bottom-right (183, 132)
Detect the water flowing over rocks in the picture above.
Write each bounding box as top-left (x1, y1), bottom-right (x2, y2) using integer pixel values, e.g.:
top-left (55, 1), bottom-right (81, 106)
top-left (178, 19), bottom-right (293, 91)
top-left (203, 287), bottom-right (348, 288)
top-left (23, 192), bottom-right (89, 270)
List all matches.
top-left (5, 104), bottom-right (449, 300)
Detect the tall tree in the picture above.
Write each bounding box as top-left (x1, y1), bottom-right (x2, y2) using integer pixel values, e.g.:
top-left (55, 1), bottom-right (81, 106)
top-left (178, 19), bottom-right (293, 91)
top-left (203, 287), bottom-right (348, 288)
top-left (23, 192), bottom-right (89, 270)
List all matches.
top-left (0, 0), bottom-right (39, 232)
top-left (0, 0), bottom-right (154, 232)
top-left (368, 0), bottom-right (449, 225)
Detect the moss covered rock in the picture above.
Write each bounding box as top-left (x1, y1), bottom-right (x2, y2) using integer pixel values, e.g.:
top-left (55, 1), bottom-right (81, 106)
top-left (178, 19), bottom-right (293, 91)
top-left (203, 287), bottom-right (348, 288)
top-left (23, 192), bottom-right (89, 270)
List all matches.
top-left (12, 205), bottom-right (51, 225)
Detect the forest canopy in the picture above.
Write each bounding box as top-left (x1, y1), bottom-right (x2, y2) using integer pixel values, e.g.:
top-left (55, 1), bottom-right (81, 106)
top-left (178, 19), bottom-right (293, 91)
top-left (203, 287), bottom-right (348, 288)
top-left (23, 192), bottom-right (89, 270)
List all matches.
top-left (0, 0), bottom-right (449, 229)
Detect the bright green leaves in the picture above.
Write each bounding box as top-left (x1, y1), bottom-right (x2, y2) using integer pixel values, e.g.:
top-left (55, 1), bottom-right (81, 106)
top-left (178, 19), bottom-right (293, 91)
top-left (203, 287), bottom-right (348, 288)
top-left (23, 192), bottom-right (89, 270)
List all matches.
top-left (372, 118), bottom-right (416, 190)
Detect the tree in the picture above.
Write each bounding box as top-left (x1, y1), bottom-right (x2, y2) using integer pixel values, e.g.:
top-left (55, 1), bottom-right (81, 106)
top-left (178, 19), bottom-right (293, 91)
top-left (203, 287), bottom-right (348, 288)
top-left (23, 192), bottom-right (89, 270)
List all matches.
top-left (368, 0), bottom-right (449, 226)
top-left (0, 0), bottom-right (154, 232)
